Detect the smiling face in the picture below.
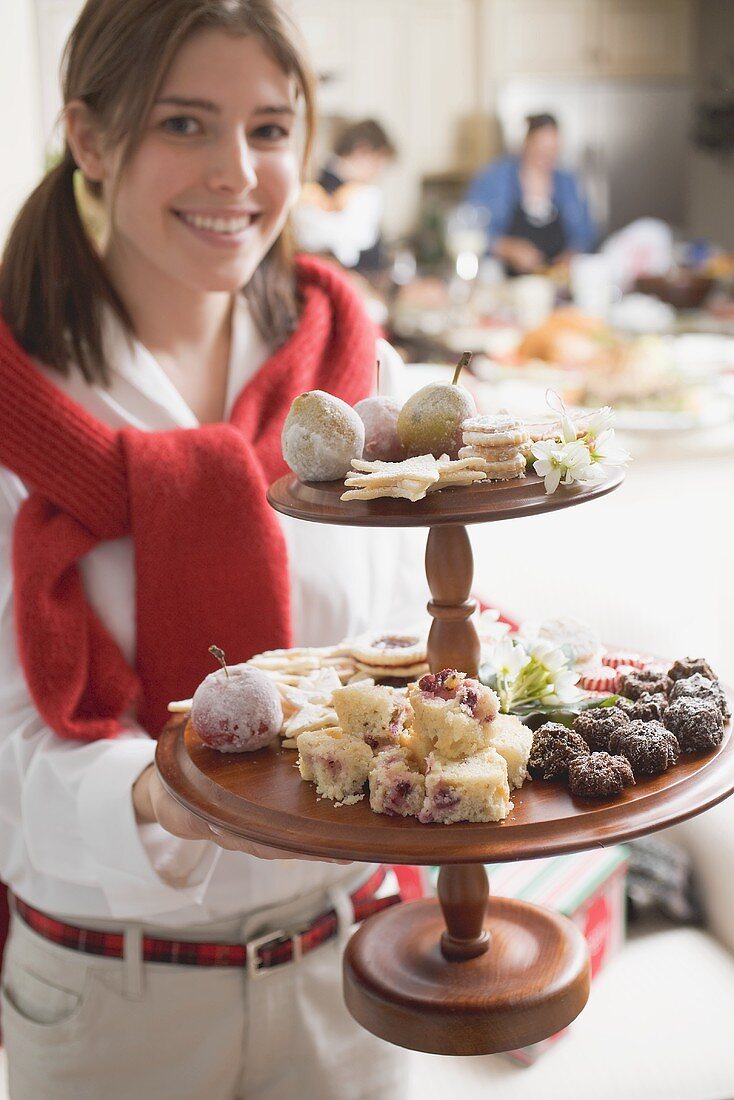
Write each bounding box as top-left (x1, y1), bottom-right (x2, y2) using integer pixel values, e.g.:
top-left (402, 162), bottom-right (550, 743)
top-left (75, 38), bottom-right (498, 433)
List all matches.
top-left (102, 30), bottom-right (300, 297)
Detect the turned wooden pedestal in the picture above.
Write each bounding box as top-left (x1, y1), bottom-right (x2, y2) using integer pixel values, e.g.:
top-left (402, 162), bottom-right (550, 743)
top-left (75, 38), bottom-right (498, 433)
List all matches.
top-left (343, 522), bottom-right (590, 1054)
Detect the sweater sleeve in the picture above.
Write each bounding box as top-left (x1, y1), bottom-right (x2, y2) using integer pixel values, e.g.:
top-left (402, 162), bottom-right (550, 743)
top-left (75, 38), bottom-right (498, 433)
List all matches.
top-left (0, 467), bottom-right (220, 920)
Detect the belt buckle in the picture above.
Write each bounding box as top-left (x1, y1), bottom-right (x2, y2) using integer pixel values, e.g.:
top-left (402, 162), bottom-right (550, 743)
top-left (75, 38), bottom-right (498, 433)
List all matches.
top-left (246, 927), bottom-right (303, 979)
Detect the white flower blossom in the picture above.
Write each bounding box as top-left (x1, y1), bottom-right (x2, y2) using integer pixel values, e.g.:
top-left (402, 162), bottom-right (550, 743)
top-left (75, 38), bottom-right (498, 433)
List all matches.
top-left (488, 637), bottom-right (580, 712)
top-left (494, 637), bottom-right (530, 679)
top-left (532, 438), bottom-right (593, 494)
top-left (581, 406), bottom-right (615, 440)
top-left (588, 428), bottom-right (631, 476)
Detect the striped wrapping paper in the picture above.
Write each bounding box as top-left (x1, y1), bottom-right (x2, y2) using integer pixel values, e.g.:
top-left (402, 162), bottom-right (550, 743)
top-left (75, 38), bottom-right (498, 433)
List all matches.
top-left (488, 846), bottom-right (629, 1065)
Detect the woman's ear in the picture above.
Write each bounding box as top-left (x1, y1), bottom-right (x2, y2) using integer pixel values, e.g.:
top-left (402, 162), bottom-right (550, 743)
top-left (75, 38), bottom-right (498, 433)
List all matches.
top-left (65, 100), bottom-right (108, 182)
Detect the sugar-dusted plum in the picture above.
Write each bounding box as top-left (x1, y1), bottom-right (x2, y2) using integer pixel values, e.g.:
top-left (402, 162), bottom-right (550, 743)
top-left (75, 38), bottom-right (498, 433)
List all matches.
top-left (354, 395), bottom-right (405, 462)
top-left (191, 650), bottom-right (282, 752)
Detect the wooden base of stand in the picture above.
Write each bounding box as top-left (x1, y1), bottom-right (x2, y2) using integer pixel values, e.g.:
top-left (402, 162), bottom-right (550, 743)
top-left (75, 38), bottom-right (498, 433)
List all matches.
top-left (344, 894), bottom-right (590, 1056)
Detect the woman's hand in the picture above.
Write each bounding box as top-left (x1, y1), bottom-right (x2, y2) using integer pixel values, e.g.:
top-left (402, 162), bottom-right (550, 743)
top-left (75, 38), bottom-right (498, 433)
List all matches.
top-left (495, 236), bottom-right (544, 274)
top-left (133, 764), bottom-right (350, 863)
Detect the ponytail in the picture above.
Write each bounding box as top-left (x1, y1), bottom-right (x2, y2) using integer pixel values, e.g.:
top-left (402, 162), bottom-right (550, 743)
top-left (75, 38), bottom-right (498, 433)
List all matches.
top-left (0, 148), bottom-right (131, 385)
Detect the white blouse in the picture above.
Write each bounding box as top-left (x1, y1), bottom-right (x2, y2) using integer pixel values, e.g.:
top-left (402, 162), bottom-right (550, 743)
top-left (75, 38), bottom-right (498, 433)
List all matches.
top-left (0, 299), bottom-right (429, 927)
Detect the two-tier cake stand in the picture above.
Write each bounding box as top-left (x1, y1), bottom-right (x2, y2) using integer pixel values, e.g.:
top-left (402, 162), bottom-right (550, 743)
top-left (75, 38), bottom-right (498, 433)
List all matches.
top-left (157, 470), bottom-right (734, 1056)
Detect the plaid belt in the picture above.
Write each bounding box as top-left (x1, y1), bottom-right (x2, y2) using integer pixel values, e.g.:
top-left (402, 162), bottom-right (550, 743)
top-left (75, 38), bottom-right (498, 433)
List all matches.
top-left (13, 868), bottom-right (400, 976)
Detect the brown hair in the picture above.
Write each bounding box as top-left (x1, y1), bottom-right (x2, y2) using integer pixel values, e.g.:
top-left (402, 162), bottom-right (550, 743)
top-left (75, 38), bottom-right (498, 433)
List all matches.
top-left (333, 118), bottom-right (396, 159)
top-left (0, 0), bottom-right (316, 385)
top-left (525, 112), bottom-right (559, 137)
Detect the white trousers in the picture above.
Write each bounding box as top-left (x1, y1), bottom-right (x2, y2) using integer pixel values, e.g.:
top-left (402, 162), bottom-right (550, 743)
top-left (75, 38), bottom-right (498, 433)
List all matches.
top-left (0, 876), bottom-right (408, 1100)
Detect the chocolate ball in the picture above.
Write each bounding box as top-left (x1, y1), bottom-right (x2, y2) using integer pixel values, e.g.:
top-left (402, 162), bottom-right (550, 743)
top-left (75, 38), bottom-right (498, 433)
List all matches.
top-left (610, 719), bottom-right (680, 776)
top-left (631, 692), bottom-right (668, 723)
top-left (668, 657), bottom-right (716, 683)
top-left (573, 706), bottom-right (630, 752)
top-left (669, 674), bottom-right (730, 722)
top-left (618, 668), bottom-right (671, 701)
top-left (664, 697), bottom-right (724, 754)
top-left (568, 752), bottom-right (635, 800)
top-left (529, 722), bottom-right (589, 780)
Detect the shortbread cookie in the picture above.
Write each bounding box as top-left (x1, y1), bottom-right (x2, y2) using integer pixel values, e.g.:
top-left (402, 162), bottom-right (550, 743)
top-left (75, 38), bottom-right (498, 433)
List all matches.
top-left (461, 413), bottom-right (528, 450)
top-left (341, 454), bottom-right (439, 502)
top-left (425, 454), bottom-right (487, 492)
top-left (487, 712), bottom-right (533, 789)
top-left (341, 483), bottom-right (429, 503)
top-left (248, 647), bottom-right (355, 685)
top-left (354, 660), bottom-right (430, 679)
top-left (333, 681), bottom-right (408, 751)
top-left (459, 448), bottom-right (525, 481)
top-left (348, 632), bottom-right (427, 668)
top-left (408, 669), bottom-right (500, 760)
top-left (457, 442), bottom-right (520, 462)
top-left (482, 454), bottom-right (526, 481)
top-left (297, 728), bottom-right (372, 801)
top-left (168, 697), bottom-right (193, 714)
top-left (419, 747), bottom-right (512, 824)
top-left (368, 747), bottom-right (426, 817)
top-left (282, 702), bottom-right (338, 743)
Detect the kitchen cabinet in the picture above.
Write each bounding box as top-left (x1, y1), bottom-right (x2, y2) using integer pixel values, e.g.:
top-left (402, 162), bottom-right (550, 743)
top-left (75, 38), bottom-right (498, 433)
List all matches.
top-left (486, 0), bottom-right (599, 79)
top-left (599, 0), bottom-right (691, 77)
top-left (483, 0), bottom-right (692, 80)
top-left (291, 0), bottom-right (478, 234)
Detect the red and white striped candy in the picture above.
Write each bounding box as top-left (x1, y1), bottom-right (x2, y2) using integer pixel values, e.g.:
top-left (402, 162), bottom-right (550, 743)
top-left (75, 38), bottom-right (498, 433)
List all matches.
top-left (578, 667), bottom-right (618, 693)
top-left (602, 652), bottom-right (646, 670)
top-left (613, 665), bottom-right (639, 693)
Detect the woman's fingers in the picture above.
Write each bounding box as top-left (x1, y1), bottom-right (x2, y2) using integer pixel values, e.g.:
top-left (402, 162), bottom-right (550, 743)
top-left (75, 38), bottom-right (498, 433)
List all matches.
top-left (149, 770), bottom-right (350, 863)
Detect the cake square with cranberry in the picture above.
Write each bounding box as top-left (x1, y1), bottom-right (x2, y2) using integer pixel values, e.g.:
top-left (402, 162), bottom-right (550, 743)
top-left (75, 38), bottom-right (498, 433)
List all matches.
top-left (419, 747), bottom-right (512, 824)
top-left (333, 681), bottom-right (407, 751)
top-left (487, 712), bottom-right (533, 790)
top-left (408, 669), bottom-right (500, 761)
top-left (297, 728), bottom-right (372, 802)
top-left (368, 747), bottom-right (426, 818)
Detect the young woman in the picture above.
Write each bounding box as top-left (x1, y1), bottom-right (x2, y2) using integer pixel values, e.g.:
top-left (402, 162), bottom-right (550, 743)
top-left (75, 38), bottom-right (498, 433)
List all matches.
top-left (0, 2), bottom-right (424, 1096)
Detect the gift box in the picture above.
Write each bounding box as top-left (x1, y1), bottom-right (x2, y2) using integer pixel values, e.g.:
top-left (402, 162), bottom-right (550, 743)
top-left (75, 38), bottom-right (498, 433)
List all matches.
top-left (429, 844), bottom-right (629, 1064)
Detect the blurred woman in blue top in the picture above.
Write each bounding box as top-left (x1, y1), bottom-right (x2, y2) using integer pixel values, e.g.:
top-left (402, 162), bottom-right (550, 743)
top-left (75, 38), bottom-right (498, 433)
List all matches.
top-left (465, 113), bottom-right (597, 275)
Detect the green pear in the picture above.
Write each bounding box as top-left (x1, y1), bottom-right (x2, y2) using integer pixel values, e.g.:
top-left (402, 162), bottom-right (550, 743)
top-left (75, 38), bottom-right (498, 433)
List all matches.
top-left (397, 353), bottom-right (476, 459)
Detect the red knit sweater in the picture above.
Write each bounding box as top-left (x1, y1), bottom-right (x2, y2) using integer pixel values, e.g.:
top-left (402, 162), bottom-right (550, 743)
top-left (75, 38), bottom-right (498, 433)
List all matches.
top-left (0, 255), bottom-right (375, 741)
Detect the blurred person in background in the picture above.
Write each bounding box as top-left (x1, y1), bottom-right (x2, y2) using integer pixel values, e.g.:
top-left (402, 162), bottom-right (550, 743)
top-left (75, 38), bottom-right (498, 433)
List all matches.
top-left (294, 118), bottom-right (396, 276)
top-left (466, 112), bottom-right (597, 275)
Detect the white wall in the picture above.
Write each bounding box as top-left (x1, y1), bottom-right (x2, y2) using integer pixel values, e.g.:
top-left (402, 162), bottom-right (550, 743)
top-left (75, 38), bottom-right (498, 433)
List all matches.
top-left (688, 0), bottom-right (734, 249)
top-left (0, 0), bottom-right (44, 250)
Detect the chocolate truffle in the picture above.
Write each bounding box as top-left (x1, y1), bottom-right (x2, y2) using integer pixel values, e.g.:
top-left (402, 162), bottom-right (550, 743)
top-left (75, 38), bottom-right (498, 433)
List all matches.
top-left (568, 752), bottom-right (635, 799)
top-left (631, 692), bottom-right (668, 723)
top-left (572, 706), bottom-right (630, 752)
top-left (610, 719), bottom-right (680, 776)
top-left (618, 667), bottom-right (671, 701)
top-left (528, 723), bottom-right (589, 780)
top-left (669, 674), bottom-right (730, 722)
top-left (664, 697), bottom-right (724, 754)
top-left (668, 657), bottom-right (716, 683)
